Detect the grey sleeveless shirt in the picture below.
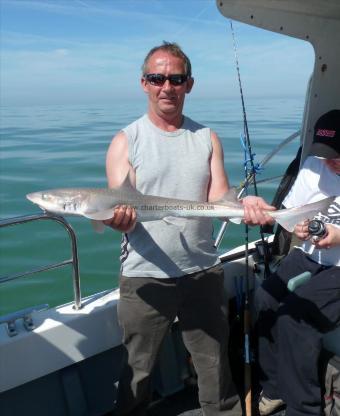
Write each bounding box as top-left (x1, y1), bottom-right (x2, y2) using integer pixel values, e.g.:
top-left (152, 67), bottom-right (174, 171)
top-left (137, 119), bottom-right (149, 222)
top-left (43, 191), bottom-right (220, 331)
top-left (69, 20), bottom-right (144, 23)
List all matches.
top-left (120, 114), bottom-right (220, 278)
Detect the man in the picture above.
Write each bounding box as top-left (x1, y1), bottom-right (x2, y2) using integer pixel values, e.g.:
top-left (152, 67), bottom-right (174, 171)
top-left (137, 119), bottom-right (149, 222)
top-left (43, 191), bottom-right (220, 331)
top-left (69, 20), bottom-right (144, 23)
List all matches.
top-left (255, 109), bottom-right (340, 416)
top-left (105, 42), bottom-right (273, 416)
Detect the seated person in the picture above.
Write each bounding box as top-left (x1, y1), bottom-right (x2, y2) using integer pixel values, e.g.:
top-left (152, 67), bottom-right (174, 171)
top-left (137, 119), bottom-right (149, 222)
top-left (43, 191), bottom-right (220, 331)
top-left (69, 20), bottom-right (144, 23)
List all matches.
top-left (255, 109), bottom-right (340, 416)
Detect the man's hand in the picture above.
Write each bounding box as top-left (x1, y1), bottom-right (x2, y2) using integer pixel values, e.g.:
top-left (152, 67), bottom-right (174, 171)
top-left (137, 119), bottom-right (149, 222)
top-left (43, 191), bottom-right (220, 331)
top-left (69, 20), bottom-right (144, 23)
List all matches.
top-left (294, 221), bottom-right (340, 249)
top-left (313, 225), bottom-right (340, 249)
top-left (103, 205), bottom-right (137, 233)
top-left (242, 196), bottom-right (276, 226)
top-left (293, 220), bottom-right (310, 240)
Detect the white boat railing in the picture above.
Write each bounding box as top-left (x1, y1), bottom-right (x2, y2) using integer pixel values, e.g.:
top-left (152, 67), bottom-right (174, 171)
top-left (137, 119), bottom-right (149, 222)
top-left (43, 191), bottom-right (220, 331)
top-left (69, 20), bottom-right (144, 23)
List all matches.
top-left (0, 213), bottom-right (82, 318)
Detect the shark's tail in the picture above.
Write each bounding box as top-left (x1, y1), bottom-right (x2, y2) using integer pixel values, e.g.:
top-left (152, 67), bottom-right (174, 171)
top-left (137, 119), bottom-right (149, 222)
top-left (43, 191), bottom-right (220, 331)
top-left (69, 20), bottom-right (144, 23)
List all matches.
top-left (270, 196), bottom-right (335, 232)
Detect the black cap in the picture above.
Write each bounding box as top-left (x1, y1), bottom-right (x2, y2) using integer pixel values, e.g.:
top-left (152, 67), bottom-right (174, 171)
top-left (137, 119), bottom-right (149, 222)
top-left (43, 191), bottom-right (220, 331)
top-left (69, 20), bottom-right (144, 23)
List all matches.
top-left (310, 109), bottom-right (340, 159)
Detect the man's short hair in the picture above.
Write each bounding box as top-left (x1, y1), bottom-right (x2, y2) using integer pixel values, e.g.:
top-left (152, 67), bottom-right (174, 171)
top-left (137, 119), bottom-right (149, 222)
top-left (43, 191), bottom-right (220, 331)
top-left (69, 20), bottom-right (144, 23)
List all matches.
top-left (142, 41), bottom-right (192, 77)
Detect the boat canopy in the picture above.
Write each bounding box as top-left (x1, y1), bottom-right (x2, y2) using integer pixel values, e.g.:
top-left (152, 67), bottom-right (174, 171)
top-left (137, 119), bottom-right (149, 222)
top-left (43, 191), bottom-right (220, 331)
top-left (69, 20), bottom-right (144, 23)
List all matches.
top-left (216, 0), bottom-right (340, 163)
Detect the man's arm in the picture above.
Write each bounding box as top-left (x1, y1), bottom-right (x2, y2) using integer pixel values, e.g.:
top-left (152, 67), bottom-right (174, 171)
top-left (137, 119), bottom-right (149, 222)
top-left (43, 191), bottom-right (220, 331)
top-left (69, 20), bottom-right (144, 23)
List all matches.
top-left (209, 131), bottom-right (275, 225)
top-left (104, 131), bottom-right (137, 233)
top-left (208, 131), bottom-right (230, 201)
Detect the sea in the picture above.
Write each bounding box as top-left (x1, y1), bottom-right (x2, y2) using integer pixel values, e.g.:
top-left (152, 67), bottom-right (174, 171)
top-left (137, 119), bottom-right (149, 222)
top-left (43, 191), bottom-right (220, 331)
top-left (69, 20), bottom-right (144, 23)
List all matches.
top-left (0, 97), bottom-right (303, 316)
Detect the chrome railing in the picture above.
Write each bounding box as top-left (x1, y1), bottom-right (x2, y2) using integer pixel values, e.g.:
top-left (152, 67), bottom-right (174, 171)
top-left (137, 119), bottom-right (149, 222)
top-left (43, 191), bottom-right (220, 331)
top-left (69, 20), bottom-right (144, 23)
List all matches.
top-left (0, 213), bottom-right (82, 310)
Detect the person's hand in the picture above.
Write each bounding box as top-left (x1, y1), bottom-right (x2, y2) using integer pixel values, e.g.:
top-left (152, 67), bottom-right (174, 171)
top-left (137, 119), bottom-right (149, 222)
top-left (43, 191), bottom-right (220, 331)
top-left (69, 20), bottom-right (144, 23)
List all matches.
top-left (103, 205), bottom-right (137, 233)
top-left (293, 220), bottom-right (310, 240)
top-left (313, 225), bottom-right (340, 250)
top-left (242, 196), bottom-right (276, 226)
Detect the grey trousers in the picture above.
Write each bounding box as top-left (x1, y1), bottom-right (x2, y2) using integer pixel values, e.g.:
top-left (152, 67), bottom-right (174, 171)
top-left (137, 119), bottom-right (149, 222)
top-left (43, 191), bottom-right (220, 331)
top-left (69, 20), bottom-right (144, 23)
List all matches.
top-left (115, 265), bottom-right (240, 416)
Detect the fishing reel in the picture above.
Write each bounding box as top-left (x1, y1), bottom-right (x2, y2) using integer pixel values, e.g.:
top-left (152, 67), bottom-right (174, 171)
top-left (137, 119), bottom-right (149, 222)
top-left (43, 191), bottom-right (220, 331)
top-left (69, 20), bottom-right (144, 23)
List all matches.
top-left (308, 219), bottom-right (328, 242)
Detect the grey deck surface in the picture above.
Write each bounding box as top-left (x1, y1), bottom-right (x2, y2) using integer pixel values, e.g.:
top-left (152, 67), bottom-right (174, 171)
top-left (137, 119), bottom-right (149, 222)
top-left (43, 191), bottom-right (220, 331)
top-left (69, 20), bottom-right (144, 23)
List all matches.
top-left (147, 386), bottom-right (286, 416)
top-left (147, 386), bottom-right (202, 415)
top-left (108, 386), bottom-right (287, 415)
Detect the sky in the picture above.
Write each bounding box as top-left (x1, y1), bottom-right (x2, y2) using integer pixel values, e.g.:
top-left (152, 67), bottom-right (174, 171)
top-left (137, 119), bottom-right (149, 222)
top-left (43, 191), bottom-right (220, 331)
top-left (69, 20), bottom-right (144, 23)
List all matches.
top-left (0, 0), bottom-right (315, 106)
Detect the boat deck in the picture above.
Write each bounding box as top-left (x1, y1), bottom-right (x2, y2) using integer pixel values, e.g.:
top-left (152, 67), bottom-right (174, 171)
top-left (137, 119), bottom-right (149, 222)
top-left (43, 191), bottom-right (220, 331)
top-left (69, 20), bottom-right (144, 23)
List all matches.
top-left (148, 385), bottom-right (201, 415)
top-left (105, 385), bottom-right (287, 415)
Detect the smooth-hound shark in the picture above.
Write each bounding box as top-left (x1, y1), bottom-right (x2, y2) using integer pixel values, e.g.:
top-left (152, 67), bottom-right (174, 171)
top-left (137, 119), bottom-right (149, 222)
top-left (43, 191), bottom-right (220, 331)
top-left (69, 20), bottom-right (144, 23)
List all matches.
top-left (27, 177), bottom-right (334, 233)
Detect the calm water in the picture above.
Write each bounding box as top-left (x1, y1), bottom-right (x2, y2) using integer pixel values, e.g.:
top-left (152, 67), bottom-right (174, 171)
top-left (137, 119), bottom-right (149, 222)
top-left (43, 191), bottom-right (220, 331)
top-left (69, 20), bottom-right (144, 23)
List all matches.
top-left (0, 97), bottom-right (302, 315)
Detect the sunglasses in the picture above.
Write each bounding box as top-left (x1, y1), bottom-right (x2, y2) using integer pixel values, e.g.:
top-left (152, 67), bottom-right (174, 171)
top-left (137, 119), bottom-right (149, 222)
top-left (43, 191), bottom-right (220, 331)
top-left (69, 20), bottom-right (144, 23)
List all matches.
top-left (144, 73), bottom-right (188, 87)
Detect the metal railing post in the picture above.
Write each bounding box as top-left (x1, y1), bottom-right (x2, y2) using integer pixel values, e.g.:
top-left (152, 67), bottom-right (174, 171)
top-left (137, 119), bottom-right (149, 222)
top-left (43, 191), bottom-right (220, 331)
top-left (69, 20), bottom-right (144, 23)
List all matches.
top-left (0, 213), bottom-right (82, 310)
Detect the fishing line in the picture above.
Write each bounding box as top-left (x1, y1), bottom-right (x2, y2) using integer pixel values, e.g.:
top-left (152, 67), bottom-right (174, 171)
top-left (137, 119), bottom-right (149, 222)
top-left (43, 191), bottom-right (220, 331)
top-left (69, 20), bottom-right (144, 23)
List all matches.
top-left (229, 19), bottom-right (270, 278)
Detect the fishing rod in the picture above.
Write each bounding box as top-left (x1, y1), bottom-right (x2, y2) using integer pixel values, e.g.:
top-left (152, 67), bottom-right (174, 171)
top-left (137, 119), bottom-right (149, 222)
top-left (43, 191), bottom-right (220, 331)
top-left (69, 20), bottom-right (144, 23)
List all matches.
top-left (228, 19), bottom-right (252, 416)
top-left (214, 130), bottom-right (300, 248)
top-left (220, 21), bottom-right (300, 415)
top-left (228, 19), bottom-right (268, 416)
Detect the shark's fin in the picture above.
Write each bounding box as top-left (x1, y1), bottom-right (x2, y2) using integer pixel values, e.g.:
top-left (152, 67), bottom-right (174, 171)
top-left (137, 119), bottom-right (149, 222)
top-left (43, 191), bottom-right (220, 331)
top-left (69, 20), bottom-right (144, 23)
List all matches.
top-left (91, 220), bottom-right (106, 234)
top-left (85, 174), bottom-right (141, 222)
top-left (120, 172), bottom-right (135, 190)
top-left (272, 196), bottom-right (335, 232)
top-left (215, 187), bottom-right (242, 207)
top-left (111, 172), bottom-right (143, 196)
top-left (163, 216), bottom-right (175, 225)
top-left (272, 213), bottom-right (301, 233)
top-left (83, 209), bottom-right (115, 220)
top-left (229, 217), bottom-right (243, 224)
top-left (214, 187), bottom-right (242, 224)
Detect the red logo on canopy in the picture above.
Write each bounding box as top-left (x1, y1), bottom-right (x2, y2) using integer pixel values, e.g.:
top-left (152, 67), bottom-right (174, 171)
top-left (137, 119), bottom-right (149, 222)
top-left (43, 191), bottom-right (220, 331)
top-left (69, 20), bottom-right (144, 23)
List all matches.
top-left (316, 129), bottom-right (336, 138)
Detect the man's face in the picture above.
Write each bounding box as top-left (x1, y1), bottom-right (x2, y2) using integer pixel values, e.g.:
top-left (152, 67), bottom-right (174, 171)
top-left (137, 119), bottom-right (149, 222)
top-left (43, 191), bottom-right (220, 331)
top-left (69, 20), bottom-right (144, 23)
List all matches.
top-left (141, 50), bottom-right (193, 117)
top-left (325, 158), bottom-right (340, 174)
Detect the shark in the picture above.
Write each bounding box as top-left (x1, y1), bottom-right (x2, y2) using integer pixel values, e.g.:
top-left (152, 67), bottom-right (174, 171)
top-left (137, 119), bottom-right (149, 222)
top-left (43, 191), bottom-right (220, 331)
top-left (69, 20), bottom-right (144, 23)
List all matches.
top-left (26, 178), bottom-right (334, 233)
